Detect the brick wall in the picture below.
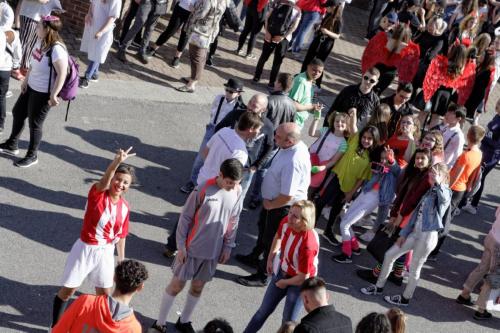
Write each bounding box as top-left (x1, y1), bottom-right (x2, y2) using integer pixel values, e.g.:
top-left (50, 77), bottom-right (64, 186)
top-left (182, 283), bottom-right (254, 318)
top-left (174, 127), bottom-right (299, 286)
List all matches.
top-left (61, 0), bottom-right (90, 32)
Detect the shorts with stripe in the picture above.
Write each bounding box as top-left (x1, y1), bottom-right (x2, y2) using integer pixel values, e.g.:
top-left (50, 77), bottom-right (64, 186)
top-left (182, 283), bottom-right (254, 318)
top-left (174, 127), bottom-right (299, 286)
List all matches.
top-left (172, 255), bottom-right (218, 282)
top-left (60, 238), bottom-right (115, 289)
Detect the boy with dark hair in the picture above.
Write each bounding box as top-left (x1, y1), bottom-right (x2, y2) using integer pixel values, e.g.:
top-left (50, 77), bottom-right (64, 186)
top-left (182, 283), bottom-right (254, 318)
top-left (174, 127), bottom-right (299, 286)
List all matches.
top-left (203, 318), bottom-right (234, 333)
top-left (266, 72), bottom-right (296, 130)
top-left (150, 159), bottom-right (245, 333)
top-left (439, 104), bottom-right (466, 168)
top-left (52, 260), bottom-right (148, 333)
top-left (381, 82), bottom-right (416, 137)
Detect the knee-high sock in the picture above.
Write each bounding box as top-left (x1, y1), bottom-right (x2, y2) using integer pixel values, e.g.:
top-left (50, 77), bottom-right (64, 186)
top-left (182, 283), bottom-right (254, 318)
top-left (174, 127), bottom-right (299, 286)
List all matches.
top-left (51, 295), bottom-right (68, 327)
top-left (157, 291), bottom-right (176, 325)
top-left (180, 292), bottom-right (200, 323)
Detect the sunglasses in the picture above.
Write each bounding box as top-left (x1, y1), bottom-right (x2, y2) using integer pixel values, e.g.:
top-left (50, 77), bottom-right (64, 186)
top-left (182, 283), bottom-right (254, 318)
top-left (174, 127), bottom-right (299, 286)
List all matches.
top-left (363, 76), bottom-right (377, 84)
top-left (225, 89), bottom-right (237, 94)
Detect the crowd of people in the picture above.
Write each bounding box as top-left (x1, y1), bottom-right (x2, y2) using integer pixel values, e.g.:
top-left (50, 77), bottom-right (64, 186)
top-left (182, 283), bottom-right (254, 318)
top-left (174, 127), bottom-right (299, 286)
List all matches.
top-left (0, 0), bottom-right (499, 332)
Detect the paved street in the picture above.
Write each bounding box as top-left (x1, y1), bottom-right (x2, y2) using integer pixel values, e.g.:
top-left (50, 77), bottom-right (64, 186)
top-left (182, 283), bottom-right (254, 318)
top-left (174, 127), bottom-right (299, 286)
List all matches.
top-left (0, 2), bottom-right (500, 332)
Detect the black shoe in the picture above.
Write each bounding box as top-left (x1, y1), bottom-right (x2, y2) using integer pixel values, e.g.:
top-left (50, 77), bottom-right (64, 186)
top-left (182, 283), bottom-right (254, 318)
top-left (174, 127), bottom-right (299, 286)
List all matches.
top-left (473, 310), bottom-right (492, 320)
top-left (456, 295), bottom-right (475, 306)
top-left (170, 57), bottom-right (180, 68)
top-left (0, 141), bottom-right (19, 156)
top-left (14, 154), bottom-right (38, 168)
top-left (356, 269), bottom-right (378, 284)
top-left (352, 248), bottom-right (361, 256)
top-left (148, 320), bottom-right (167, 333)
top-left (138, 52), bottom-right (149, 65)
top-left (117, 50), bottom-right (127, 63)
top-left (236, 274), bottom-right (267, 287)
top-left (90, 73), bottom-right (99, 82)
top-left (79, 77), bottom-right (89, 89)
top-left (235, 253), bottom-right (259, 268)
top-left (163, 248), bottom-right (177, 258)
top-left (180, 181), bottom-right (195, 194)
top-left (248, 199), bottom-right (261, 210)
top-left (145, 46), bottom-right (156, 58)
top-left (252, 77), bottom-right (260, 83)
top-left (206, 57), bottom-right (214, 67)
top-left (388, 272), bottom-right (403, 287)
top-left (332, 253), bottom-right (352, 264)
top-left (322, 232), bottom-right (340, 246)
top-left (175, 318), bottom-right (195, 333)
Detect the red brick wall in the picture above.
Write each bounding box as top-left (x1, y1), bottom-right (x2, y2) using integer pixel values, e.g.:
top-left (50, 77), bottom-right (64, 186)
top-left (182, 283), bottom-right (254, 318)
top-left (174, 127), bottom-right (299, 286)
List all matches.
top-left (61, 0), bottom-right (90, 32)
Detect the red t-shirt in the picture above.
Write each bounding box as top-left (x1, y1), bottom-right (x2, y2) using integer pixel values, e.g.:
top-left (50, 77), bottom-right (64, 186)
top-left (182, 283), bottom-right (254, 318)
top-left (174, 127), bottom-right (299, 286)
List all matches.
top-left (387, 135), bottom-right (410, 167)
top-left (80, 184), bottom-right (130, 245)
top-left (277, 217), bottom-right (320, 277)
top-left (297, 0), bottom-right (326, 13)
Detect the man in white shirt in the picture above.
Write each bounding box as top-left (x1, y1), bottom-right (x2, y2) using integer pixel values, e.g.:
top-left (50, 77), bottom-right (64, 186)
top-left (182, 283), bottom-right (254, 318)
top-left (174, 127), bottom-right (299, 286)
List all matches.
top-left (441, 104), bottom-right (466, 169)
top-left (236, 122), bottom-right (311, 287)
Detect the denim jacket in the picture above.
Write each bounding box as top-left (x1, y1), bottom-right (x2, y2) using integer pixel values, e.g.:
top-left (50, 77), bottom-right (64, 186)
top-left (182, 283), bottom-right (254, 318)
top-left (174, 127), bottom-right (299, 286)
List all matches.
top-left (400, 184), bottom-right (452, 238)
top-left (362, 162), bottom-right (401, 206)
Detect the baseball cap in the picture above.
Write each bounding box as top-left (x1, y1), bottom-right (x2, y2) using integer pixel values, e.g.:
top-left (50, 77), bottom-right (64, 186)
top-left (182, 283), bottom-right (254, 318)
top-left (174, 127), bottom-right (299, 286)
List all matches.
top-left (386, 11), bottom-right (398, 24)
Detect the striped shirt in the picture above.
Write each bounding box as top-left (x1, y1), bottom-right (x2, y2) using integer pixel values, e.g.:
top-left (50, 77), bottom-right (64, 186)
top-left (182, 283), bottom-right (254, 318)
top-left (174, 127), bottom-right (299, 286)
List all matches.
top-left (80, 185), bottom-right (130, 245)
top-left (277, 217), bottom-right (320, 277)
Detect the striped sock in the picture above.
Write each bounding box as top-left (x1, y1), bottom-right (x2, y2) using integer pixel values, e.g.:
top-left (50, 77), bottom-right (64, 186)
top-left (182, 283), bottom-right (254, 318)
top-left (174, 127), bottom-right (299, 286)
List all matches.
top-left (373, 264), bottom-right (382, 277)
top-left (394, 261), bottom-right (405, 278)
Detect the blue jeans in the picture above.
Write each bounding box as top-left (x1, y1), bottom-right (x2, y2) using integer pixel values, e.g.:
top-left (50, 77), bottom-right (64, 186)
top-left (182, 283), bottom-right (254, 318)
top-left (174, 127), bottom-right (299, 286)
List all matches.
top-left (248, 148), bottom-right (278, 202)
top-left (243, 271), bottom-right (303, 333)
top-left (189, 123), bottom-right (216, 185)
top-left (85, 61), bottom-right (100, 80)
top-left (291, 11), bottom-right (321, 53)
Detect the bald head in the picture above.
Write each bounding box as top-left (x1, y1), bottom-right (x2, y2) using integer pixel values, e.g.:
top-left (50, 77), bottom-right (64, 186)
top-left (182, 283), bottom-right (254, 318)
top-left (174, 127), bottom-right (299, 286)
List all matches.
top-left (248, 93), bottom-right (268, 114)
top-left (275, 122), bottom-right (301, 148)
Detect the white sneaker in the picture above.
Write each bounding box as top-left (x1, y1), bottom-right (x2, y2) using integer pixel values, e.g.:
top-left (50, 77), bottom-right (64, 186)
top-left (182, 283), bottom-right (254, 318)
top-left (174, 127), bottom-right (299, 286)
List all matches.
top-left (360, 229), bottom-right (375, 242)
top-left (462, 204), bottom-right (477, 215)
top-left (321, 207), bottom-right (331, 220)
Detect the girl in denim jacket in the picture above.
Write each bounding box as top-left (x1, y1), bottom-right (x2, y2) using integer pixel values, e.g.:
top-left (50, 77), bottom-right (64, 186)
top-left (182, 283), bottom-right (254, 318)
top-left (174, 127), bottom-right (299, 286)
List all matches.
top-left (332, 145), bottom-right (401, 264)
top-left (361, 163), bottom-right (451, 306)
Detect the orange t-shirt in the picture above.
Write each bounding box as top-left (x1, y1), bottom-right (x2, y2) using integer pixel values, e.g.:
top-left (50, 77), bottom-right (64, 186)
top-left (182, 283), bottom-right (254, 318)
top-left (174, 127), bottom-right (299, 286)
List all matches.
top-left (450, 149), bottom-right (482, 192)
top-left (52, 295), bottom-right (141, 333)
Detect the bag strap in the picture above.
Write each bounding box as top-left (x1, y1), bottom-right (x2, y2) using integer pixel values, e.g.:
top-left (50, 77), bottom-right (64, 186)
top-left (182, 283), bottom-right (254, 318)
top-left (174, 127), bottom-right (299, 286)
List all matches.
top-left (212, 96), bottom-right (225, 124)
top-left (314, 129), bottom-right (330, 154)
top-left (444, 131), bottom-right (458, 150)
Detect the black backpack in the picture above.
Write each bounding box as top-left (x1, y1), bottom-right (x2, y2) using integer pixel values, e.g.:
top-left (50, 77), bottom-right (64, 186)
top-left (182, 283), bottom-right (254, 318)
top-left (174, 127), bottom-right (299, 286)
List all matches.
top-left (267, 2), bottom-right (295, 37)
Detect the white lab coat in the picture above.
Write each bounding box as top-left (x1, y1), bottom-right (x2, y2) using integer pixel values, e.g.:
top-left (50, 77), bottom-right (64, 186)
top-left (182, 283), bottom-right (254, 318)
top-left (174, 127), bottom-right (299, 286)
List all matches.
top-left (80, 0), bottom-right (121, 63)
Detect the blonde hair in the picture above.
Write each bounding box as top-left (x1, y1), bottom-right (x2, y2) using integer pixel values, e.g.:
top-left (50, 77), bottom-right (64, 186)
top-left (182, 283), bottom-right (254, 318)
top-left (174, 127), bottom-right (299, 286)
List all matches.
top-left (291, 200), bottom-right (316, 231)
top-left (387, 308), bottom-right (407, 333)
top-left (432, 162), bottom-right (450, 185)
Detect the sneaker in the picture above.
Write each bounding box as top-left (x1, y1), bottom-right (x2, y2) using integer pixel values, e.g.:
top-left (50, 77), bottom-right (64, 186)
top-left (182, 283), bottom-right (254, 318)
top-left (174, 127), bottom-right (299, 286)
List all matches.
top-left (321, 207), bottom-right (331, 220)
top-left (360, 285), bottom-right (383, 295)
top-left (322, 231), bottom-right (340, 246)
top-left (384, 294), bottom-right (409, 306)
top-left (332, 253), bottom-right (352, 263)
top-left (147, 321), bottom-right (167, 333)
top-left (163, 248), bottom-right (177, 258)
top-left (360, 229), bottom-right (376, 242)
top-left (14, 154), bottom-right (38, 168)
top-left (235, 253), bottom-right (259, 268)
top-left (6, 90), bottom-right (13, 98)
top-left (462, 204), bottom-right (477, 215)
top-left (236, 49), bottom-right (246, 56)
top-left (206, 57), bottom-right (214, 67)
top-left (138, 52), bottom-right (149, 65)
top-left (456, 294), bottom-right (475, 306)
top-left (116, 50), bottom-right (127, 63)
top-left (452, 208), bottom-right (461, 217)
top-left (252, 77), bottom-right (260, 83)
top-left (236, 274), bottom-right (268, 287)
top-left (388, 272), bottom-right (403, 287)
top-left (175, 318), bottom-right (195, 333)
top-left (170, 57), bottom-right (180, 68)
top-left (145, 46), bottom-right (157, 58)
top-left (473, 310), bottom-right (492, 320)
top-left (0, 141), bottom-right (19, 156)
top-left (90, 73), bottom-right (99, 82)
top-left (180, 181), bottom-right (195, 194)
top-left (79, 77), bottom-right (89, 89)
top-left (356, 269), bottom-right (378, 284)
top-left (245, 53), bottom-right (256, 60)
top-left (352, 248), bottom-right (361, 256)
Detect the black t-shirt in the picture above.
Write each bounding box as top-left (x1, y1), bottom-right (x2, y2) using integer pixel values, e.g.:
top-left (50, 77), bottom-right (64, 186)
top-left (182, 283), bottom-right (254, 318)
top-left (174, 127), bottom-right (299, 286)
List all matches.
top-left (381, 94), bottom-right (415, 138)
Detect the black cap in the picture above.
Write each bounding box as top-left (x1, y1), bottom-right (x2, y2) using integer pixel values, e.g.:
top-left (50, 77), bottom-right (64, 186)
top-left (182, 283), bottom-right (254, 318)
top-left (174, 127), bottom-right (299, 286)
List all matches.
top-left (224, 78), bottom-right (244, 92)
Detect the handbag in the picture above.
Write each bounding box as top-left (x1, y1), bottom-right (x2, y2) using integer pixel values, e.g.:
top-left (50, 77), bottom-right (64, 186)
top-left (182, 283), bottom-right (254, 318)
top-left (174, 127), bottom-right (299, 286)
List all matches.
top-left (310, 130), bottom-right (329, 167)
top-left (367, 224), bottom-right (401, 263)
top-left (485, 288), bottom-right (500, 312)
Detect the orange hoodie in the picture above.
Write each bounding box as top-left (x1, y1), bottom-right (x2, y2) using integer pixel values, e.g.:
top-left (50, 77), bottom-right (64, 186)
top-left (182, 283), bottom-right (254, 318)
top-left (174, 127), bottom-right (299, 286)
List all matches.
top-left (52, 295), bottom-right (141, 333)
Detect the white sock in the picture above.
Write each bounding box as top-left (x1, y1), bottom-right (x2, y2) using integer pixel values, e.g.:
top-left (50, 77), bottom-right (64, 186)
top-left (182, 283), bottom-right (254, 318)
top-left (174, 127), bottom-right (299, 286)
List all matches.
top-left (180, 292), bottom-right (200, 323)
top-left (157, 291), bottom-right (176, 325)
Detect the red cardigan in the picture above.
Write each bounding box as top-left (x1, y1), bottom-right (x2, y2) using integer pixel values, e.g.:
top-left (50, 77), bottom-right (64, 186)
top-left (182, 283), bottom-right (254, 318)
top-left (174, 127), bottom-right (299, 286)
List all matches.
top-left (244, 0), bottom-right (270, 13)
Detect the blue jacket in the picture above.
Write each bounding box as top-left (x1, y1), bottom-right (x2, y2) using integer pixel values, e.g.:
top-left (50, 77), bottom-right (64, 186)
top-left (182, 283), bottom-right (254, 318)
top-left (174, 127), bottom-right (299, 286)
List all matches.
top-left (400, 184), bottom-right (451, 238)
top-left (362, 162), bottom-right (401, 206)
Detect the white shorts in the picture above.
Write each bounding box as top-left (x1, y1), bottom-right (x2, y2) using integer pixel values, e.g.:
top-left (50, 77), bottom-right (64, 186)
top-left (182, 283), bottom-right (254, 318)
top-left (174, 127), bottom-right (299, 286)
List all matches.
top-left (60, 238), bottom-right (115, 289)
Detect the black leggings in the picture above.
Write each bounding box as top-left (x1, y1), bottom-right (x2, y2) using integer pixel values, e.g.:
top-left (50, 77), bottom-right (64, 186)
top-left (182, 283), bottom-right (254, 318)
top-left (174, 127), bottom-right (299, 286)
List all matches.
top-left (314, 174), bottom-right (346, 234)
top-left (155, 3), bottom-right (190, 53)
top-left (301, 34), bottom-right (335, 88)
top-left (7, 86), bottom-right (51, 156)
top-left (237, 6), bottom-right (265, 55)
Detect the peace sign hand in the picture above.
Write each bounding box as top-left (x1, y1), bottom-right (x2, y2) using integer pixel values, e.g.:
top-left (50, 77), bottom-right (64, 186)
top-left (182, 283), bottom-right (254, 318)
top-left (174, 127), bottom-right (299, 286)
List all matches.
top-left (115, 147), bottom-right (136, 163)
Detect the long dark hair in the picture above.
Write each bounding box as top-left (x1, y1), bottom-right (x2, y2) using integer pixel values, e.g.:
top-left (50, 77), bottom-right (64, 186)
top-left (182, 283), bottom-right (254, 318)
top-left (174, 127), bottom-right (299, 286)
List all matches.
top-left (357, 125), bottom-right (380, 156)
top-left (41, 17), bottom-right (64, 50)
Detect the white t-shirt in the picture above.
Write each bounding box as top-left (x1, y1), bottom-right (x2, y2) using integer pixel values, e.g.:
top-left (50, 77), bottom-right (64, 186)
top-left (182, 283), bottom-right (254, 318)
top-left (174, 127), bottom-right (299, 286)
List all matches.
top-left (442, 124), bottom-right (465, 169)
top-left (28, 41), bottom-right (68, 93)
top-left (197, 127), bottom-right (248, 185)
top-left (20, 0), bottom-right (63, 21)
top-left (179, 0), bottom-right (196, 11)
top-left (209, 94), bottom-right (237, 125)
top-left (309, 128), bottom-right (347, 162)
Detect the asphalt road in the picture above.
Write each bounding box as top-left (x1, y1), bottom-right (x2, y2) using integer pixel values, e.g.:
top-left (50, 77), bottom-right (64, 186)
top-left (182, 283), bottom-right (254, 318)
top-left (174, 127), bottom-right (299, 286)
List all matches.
top-left (0, 86), bottom-right (499, 333)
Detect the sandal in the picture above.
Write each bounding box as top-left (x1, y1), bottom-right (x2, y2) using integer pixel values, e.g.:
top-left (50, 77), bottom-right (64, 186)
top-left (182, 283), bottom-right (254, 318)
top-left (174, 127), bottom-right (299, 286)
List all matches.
top-left (175, 85), bottom-right (195, 93)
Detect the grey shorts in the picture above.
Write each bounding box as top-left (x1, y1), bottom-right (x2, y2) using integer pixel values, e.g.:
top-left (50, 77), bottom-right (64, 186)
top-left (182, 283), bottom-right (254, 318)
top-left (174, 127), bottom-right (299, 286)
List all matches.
top-left (172, 255), bottom-right (218, 282)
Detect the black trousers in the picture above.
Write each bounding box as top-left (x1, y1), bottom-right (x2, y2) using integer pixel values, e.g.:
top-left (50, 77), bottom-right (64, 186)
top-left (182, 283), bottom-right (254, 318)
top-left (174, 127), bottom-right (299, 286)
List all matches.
top-left (0, 70), bottom-right (11, 129)
top-left (119, 0), bottom-right (143, 44)
top-left (469, 152), bottom-right (500, 207)
top-left (374, 64), bottom-right (397, 96)
top-left (120, 0), bottom-right (161, 54)
top-left (314, 174), bottom-right (345, 234)
top-left (252, 205), bottom-right (290, 278)
top-left (155, 3), bottom-right (190, 53)
top-left (301, 34), bottom-right (335, 88)
top-left (254, 39), bottom-right (289, 86)
top-left (430, 190), bottom-right (464, 256)
top-left (7, 86), bottom-right (51, 156)
top-left (166, 221), bottom-right (178, 251)
top-left (366, 0), bottom-right (389, 38)
top-left (237, 6), bottom-right (264, 55)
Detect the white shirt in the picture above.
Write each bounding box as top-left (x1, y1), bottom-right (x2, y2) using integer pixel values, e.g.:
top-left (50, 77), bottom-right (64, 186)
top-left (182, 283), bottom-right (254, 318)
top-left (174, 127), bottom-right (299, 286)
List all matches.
top-left (28, 41), bottom-right (68, 93)
top-left (442, 124), bottom-right (465, 169)
top-left (179, 0), bottom-right (196, 11)
top-left (309, 128), bottom-right (347, 162)
top-left (261, 141), bottom-right (311, 204)
top-left (20, 0), bottom-right (62, 21)
top-left (197, 127), bottom-right (248, 185)
top-left (0, 2), bottom-right (14, 29)
top-left (209, 94), bottom-right (237, 125)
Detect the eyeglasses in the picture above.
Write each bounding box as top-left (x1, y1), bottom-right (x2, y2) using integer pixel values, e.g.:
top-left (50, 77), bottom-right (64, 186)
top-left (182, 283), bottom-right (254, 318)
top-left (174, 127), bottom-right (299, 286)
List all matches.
top-left (225, 89), bottom-right (237, 94)
top-left (363, 76), bottom-right (377, 84)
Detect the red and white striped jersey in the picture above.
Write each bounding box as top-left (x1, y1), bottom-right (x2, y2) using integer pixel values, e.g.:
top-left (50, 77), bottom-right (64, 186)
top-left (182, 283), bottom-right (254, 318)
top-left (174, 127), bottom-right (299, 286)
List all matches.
top-left (277, 217), bottom-right (319, 277)
top-left (80, 185), bottom-right (130, 245)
